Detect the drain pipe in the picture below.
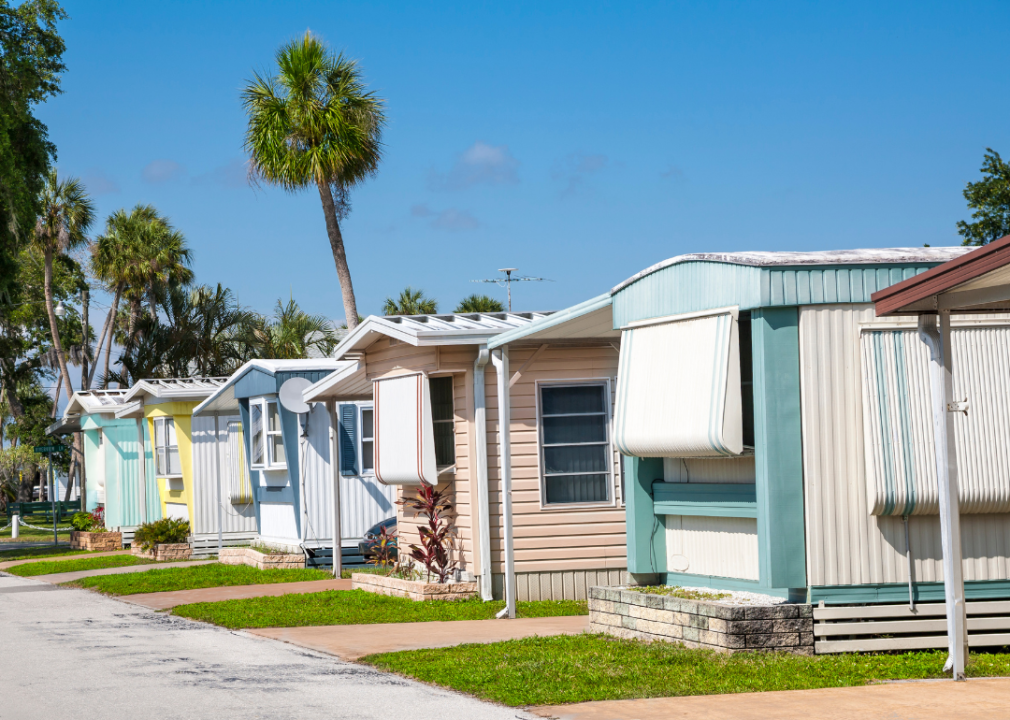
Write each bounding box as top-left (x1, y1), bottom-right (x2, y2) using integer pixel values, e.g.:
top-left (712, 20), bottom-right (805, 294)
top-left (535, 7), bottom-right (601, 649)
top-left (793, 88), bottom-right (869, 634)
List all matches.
top-left (904, 514), bottom-right (915, 611)
top-left (491, 347), bottom-right (516, 619)
top-left (473, 346), bottom-right (493, 601)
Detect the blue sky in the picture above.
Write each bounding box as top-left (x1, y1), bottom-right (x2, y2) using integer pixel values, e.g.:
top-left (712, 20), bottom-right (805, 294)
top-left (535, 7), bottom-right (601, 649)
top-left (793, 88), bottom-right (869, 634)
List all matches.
top-left (45, 0), bottom-right (1010, 323)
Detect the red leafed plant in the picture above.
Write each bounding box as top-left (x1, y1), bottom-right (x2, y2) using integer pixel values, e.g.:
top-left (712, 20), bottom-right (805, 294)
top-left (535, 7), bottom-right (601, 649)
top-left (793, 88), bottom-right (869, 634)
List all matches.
top-left (397, 485), bottom-right (458, 584)
top-left (366, 524), bottom-right (398, 569)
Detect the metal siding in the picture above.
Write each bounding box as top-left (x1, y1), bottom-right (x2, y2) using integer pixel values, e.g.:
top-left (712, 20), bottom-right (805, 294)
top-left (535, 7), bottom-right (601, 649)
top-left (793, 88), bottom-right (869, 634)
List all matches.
top-left (103, 422), bottom-right (143, 529)
top-left (665, 514), bottom-right (760, 581)
top-left (801, 304), bottom-right (1010, 587)
top-left (190, 414), bottom-right (256, 538)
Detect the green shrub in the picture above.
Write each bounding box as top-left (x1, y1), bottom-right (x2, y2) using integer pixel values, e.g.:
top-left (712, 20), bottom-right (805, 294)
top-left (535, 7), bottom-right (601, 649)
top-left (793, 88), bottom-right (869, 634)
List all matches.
top-left (70, 509), bottom-right (106, 532)
top-left (133, 518), bottom-right (190, 551)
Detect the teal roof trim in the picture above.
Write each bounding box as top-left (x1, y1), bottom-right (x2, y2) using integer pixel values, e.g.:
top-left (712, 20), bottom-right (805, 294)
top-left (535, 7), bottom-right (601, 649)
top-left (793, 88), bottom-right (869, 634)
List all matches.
top-left (487, 293), bottom-right (612, 349)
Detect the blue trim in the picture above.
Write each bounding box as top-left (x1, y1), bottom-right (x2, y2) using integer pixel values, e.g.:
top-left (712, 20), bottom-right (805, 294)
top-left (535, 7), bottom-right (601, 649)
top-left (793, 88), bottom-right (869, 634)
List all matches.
top-left (663, 571), bottom-right (802, 601)
top-left (812, 580), bottom-right (1010, 605)
top-left (625, 456), bottom-right (665, 576)
top-left (652, 482), bottom-right (757, 518)
top-left (339, 404), bottom-right (359, 476)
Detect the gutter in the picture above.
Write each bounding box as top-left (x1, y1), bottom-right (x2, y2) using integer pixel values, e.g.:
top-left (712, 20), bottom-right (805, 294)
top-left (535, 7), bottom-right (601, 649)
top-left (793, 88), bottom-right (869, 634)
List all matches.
top-left (473, 345), bottom-right (493, 600)
top-left (491, 346), bottom-right (516, 619)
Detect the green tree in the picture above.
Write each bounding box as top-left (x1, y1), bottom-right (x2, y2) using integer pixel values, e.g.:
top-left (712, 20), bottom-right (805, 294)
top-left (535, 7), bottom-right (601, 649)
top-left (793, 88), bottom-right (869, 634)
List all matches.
top-left (242, 32), bottom-right (386, 332)
top-left (383, 287), bottom-right (438, 316)
top-left (958, 148), bottom-right (1010, 246)
top-left (455, 293), bottom-right (504, 313)
top-left (245, 298), bottom-right (337, 360)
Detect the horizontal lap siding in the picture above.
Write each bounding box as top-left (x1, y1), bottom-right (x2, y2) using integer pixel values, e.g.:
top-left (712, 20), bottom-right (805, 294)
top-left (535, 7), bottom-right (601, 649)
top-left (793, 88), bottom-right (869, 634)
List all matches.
top-left (486, 344), bottom-right (626, 575)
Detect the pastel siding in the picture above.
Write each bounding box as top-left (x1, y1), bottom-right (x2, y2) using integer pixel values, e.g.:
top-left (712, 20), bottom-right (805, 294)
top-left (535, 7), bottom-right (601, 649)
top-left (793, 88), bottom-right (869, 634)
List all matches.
top-left (146, 402), bottom-right (198, 524)
top-left (190, 414), bottom-right (256, 539)
top-left (80, 415), bottom-right (160, 529)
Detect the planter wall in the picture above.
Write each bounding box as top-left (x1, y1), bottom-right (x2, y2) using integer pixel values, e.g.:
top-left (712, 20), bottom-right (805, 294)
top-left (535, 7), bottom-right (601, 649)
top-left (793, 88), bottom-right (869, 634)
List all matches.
top-left (352, 572), bottom-right (478, 601)
top-left (70, 531), bottom-right (122, 552)
top-left (219, 547), bottom-right (304, 570)
top-left (589, 586), bottom-right (814, 655)
top-left (132, 543), bottom-right (192, 561)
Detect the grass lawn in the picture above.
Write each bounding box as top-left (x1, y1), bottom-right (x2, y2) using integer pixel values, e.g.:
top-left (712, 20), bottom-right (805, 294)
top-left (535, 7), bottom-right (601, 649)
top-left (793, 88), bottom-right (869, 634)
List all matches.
top-left (173, 590), bottom-right (587, 629)
top-left (0, 546), bottom-right (90, 562)
top-left (6, 555), bottom-right (154, 577)
top-left (0, 524), bottom-right (74, 541)
top-left (65, 563), bottom-right (331, 595)
top-left (362, 634), bottom-right (1010, 707)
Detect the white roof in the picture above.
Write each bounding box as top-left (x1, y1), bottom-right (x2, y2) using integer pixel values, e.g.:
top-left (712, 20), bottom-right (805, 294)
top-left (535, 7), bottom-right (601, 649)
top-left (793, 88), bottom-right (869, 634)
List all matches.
top-left (63, 389), bottom-right (133, 417)
top-left (124, 377), bottom-right (231, 403)
top-left (611, 247), bottom-right (971, 294)
top-left (192, 359), bottom-right (349, 416)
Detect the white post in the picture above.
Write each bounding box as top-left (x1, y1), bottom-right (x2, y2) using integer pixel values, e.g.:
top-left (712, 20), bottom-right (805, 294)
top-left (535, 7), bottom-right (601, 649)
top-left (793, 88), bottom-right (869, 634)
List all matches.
top-left (328, 400), bottom-right (343, 579)
top-left (473, 347), bottom-right (493, 600)
top-left (918, 312), bottom-right (968, 680)
top-left (492, 347), bottom-right (516, 619)
top-left (135, 418), bottom-right (148, 524)
top-left (214, 414), bottom-right (224, 556)
top-left (12, 513), bottom-right (19, 539)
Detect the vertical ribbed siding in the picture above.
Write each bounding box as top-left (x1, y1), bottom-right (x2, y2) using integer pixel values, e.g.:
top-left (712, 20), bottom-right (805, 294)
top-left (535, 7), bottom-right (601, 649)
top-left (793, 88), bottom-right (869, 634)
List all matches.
top-left (190, 414), bottom-right (256, 538)
top-left (665, 515), bottom-right (759, 580)
top-left (104, 423), bottom-right (141, 529)
top-left (801, 304), bottom-right (1010, 587)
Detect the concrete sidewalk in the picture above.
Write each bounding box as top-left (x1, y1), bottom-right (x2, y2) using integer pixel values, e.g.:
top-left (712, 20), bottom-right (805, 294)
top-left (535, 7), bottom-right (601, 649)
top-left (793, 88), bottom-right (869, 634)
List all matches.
top-left (0, 549), bottom-right (130, 570)
top-left (250, 615), bottom-right (590, 660)
top-left (125, 578), bottom-right (353, 609)
top-left (34, 559), bottom-right (215, 584)
top-left (531, 678), bottom-right (1010, 720)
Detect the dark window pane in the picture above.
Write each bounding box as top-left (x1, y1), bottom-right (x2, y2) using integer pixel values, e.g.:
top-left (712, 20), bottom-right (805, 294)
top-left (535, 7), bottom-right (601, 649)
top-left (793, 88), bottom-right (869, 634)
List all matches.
top-left (362, 440), bottom-right (374, 471)
top-left (543, 415), bottom-right (607, 445)
top-left (361, 408), bottom-right (374, 439)
top-left (541, 385), bottom-right (605, 415)
top-left (544, 445), bottom-right (608, 474)
top-left (430, 377), bottom-right (454, 422)
top-left (546, 474), bottom-right (608, 504)
top-left (434, 421), bottom-right (455, 466)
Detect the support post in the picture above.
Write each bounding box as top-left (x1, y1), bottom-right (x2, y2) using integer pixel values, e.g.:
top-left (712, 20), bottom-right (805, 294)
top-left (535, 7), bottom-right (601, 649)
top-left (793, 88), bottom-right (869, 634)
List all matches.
top-left (50, 451), bottom-right (56, 545)
top-left (492, 347), bottom-right (515, 618)
top-left (918, 312), bottom-right (967, 680)
top-left (624, 456), bottom-right (665, 581)
top-left (328, 400), bottom-right (343, 579)
top-left (136, 418), bottom-right (148, 524)
top-left (214, 414), bottom-right (223, 556)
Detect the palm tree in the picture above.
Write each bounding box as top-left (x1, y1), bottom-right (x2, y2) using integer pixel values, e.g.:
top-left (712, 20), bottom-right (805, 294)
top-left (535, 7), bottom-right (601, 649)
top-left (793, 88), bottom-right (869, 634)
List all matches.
top-left (243, 32), bottom-right (386, 332)
top-left (383, 287), bottom-right (438, 316)
top-left (32, 170), bottom-right (94, 403)
top-left (455, 294), bottom-right (504, 313)
top-left (245, 298), bottom-right (338, 360)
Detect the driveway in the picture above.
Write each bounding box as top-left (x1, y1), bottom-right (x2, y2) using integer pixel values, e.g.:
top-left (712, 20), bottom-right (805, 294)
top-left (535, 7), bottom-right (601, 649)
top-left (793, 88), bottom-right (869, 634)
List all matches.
top-left (0, 574), bottom-right (536, 720)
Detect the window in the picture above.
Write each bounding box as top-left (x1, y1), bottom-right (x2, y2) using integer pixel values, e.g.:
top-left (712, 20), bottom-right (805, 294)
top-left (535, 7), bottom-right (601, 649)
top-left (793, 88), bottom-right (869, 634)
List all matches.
top-left (539, 383), bottom-right (611, 505)
top-left (360, 407), bottom-right (374, 473)
top-left (430, 376), bottom-right (455, 468)
top-left (154, 417), bottom-right (181, 477)
top-left (250, 398), bottom-right (286, 469)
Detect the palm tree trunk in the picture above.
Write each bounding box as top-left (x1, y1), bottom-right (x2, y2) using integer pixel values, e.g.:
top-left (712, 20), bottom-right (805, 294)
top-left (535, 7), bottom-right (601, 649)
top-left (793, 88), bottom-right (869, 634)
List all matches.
top-left (128, 297), bottom-right (140, 337)
top-left (43, 249), bottom-right (74, 404)
top-left (81, 287), bottom-right (90, 391)
top-left (316, 179), bottom-right (360, 331)
top-left (0, 358), bottom-right (25, 418)
top-left (100, 286), bottom-right (122, 389)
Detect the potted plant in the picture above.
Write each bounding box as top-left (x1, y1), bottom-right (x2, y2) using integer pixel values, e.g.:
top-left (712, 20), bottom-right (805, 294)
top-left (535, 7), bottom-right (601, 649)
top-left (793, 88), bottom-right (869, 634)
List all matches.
top-left (69, 508), bottom-right (122, 551)
top-left (131, 518), bottom-right (192, 561)
top-left (351, 486), bottom-right (477, 601)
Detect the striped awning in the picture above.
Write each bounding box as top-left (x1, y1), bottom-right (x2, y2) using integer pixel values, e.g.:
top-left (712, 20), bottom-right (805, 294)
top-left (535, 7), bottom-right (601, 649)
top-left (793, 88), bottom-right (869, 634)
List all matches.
top-left (374, 373), bottom-right (437, 485)
top-left (614, 307), bottom-right (744, 457)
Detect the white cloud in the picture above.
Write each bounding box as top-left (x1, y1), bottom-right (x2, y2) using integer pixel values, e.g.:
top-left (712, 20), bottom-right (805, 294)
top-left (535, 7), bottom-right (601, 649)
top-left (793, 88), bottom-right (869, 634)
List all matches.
top-left (81, 169), bottom-right (119, 195)
top-left (410, 203), bottom-right (479, 231)
top-left (429, 141), bottom-right (520, 190)
top-left (142, 159), bottom-right (186, 184)
top-left (193, 158), bottom-right (248, 189)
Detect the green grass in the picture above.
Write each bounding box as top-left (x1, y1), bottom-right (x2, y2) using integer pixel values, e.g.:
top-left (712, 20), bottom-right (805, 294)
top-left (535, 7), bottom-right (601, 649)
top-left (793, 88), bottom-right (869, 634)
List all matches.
top-left (0, 546), bottom-right (91, 562)
top-left (625, 585), bottom-right (731, 601)
top-left (66, 562), bottom-right (331, 595)
top-left (6, 555), bottom-right (154, 577)
top-left (173, 590), bottom-right (587, 629)
top-left (362, 634), bottom-right (1010, 707)
top-left (0, 522), bottom-right (74, 541)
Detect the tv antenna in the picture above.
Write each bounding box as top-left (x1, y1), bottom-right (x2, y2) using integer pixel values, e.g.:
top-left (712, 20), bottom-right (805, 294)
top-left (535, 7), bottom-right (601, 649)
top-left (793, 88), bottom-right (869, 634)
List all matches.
top-left (471, 268), bottom-right (547, 312)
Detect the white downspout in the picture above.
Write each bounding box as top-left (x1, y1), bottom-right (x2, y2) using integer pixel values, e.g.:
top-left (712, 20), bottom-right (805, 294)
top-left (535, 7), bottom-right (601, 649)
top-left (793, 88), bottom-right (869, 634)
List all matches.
top-left (491, 346), bottom-right (516, 619)
top-left (328, 399), bottom-right (343, 579)
top-left (918, 312), bottom-right (967, 680)
top-left (135, 417), bottom-right (148, 525)
top-left (474, 346), bottom-right (493, 600)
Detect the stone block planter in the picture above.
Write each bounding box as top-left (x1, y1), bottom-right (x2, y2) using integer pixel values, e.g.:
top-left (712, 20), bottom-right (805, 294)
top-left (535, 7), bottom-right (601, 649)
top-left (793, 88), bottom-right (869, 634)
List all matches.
top-left (219, 547), bottom-right (304, 570)
top-left (132, 543), bottom-right (192, 561)
top-left (352, 572), bottom-right (478, 601)
top-left (588, 586), bottom-right (814, 655)
top-left (69, 530), bottom-right (122, 552)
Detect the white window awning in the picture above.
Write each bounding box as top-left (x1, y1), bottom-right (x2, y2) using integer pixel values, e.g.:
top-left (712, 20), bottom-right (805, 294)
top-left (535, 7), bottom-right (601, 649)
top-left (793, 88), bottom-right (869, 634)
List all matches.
top-left (374, 373), bottom-right (437, 485)
top-left (614, 307), bottom-right (744, 457)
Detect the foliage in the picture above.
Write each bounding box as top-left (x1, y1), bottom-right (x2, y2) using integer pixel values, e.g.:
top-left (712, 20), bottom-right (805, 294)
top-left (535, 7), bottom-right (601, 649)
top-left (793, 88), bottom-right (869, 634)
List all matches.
top-left (626, 585), bottom-right (731, 601)
top-left (454, 294), bottom-right (504, 313)
top-left (172, 590), bottom-right (587, 629)
top-left (383, 287), bottom-right (438, 316)
top-left (397, 485), bottom-right (458, 583)
top-left (67, 562), bottom-right (329, 595)
top-left (363, 636), bottom-right (1010, 707)
top-left (958, 148), bottom-right (1010, 246)
top-left (243, 297), bottom-right (337, 359)
top-left (70, 507), bottom-right (104, 532)
top-left (7, 554), bottom-right (152, 577)
top-left (132, 517), bottom-right (190, 551)
top-left (365, 524), bottom-right (398, 568)
top-left (0, 441), bottom-right (50, 504)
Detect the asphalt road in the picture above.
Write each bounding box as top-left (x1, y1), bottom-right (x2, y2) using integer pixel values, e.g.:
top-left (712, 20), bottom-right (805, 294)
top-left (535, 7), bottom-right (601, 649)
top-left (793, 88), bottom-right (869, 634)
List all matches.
top-left (0, 574), bottom-right (535, 720)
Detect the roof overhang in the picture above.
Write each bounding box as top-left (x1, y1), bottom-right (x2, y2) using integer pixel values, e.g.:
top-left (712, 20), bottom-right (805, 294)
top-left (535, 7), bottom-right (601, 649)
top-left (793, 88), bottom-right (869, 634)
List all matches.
top-left (872, 236), bottom-right (1010, 316)
top-left (113, 401), bottom-right (145, 419)
top-left (47, 416), bottom-right (81, 435)
top-left (63, 389), bottom-right (132, 416)
top-left (303, 359), bottom-right (371, 402)
top-left (192, 359), bottom-right (349, 416)
top-left (487, 293), bottom-right (617, 349)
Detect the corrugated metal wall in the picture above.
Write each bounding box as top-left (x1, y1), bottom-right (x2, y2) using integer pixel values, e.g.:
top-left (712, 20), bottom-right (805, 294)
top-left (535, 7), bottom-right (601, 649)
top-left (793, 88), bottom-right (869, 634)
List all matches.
top-left (496, 569), bottom-right (628, 602)
top-left (190, 414), bottom-right (256, 538)
top-left (104, 423), bottom-right (143, 529)
top-left (666, 515), bottom-right (760, 580)
top-left (801, 304), bottom-right (1010, 586)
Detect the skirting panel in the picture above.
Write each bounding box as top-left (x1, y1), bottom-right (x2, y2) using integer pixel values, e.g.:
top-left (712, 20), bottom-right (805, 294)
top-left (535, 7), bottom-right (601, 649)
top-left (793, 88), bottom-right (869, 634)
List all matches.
top-left (489, 569), bottom-right (628, 601)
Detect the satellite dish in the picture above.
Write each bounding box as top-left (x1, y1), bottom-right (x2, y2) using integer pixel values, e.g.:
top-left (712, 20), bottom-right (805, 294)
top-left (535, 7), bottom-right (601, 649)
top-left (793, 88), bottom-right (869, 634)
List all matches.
top-left (278, 377), bottom-right (312, 414)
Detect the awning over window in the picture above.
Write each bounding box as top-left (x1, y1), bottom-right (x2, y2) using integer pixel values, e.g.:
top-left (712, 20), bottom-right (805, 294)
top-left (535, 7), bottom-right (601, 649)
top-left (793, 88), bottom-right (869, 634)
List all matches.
top-left (614, 307), bottom-right (744, 457)
top-left (373, 373), bottom-right (437, 485)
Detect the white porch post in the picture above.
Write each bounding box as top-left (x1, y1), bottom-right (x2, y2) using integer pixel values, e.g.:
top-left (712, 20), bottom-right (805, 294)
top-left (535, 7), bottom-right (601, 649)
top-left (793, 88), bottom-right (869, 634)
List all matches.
top-left (492, 346), bottom-right (516, 618)
top-left (327, 399), bottom-right (343, 579)
top-left (918, 312), bottom-right (968, 680)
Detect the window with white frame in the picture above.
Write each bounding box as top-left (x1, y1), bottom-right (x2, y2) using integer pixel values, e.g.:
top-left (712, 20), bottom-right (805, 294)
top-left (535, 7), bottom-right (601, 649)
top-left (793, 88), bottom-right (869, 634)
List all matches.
top-left (250, 398), bottom-right (286, 469)
top-left (153, 417), bottom-right (181, 477)
top-left (360, 406), bottom-right (374, 473)
top-left (430, 376), bottom-right (455, 469)
top-left (538, 382), bottom-right (611, 505)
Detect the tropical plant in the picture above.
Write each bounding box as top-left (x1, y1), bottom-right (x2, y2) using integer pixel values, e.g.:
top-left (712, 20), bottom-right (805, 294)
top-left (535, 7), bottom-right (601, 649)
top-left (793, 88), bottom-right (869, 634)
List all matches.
top-left (70, 508), bottom-right (104, 532)
top-left (397, 485), bottom-right (458, 583)
top-left (244, 298), bottom-right (337, 360)
top-left (243, 32), bottom-right (386, 332)
top-left (365, 524), bottom-right (398, 569)
top-left (383, 287), bottom-right (438, 316)
top-left (958, 148), bottom-right (1010, 246)
top-left (133, 517), bottom-right (190, 550)
top-left (455, 294), bottom-right (504, 313)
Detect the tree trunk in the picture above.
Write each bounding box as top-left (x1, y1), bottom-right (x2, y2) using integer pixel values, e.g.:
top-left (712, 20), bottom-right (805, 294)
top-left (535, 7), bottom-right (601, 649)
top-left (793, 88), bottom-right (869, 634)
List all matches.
top-left (64, 440), bottom-right (78, 502)
top-left (43, 249), bottom-right (74, 405)
top-left (0, 357), bottom-right (24, 417)
top-left (100, 286), bottom-right (122, 389)
top-left (128, 296), bottom-right (140, 337)
top-left (316, 179), bottom-right (360, 331)
top-left (81, 287), bottom-right (90, 391)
